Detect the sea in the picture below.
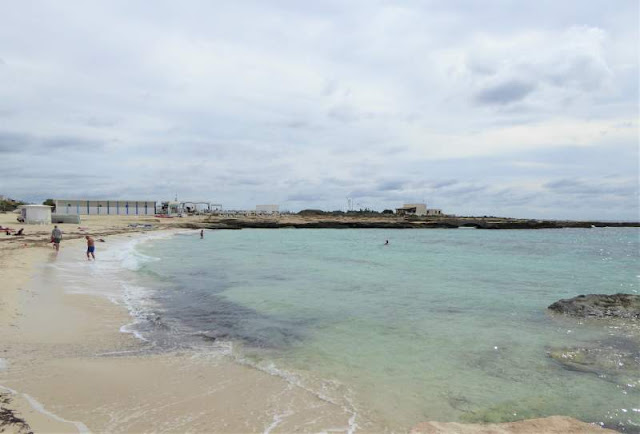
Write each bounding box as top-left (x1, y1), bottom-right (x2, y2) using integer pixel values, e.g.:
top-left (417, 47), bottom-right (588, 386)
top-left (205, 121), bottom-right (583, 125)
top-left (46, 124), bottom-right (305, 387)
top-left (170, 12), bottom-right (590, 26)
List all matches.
top-left (73, 228), bottom-right (640, 431)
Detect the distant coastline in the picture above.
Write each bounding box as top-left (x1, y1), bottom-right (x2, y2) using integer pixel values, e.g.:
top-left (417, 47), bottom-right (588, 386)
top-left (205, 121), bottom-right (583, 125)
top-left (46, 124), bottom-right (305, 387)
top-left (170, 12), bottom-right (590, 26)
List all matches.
top-left (178, 214), bottom-right (640, 230)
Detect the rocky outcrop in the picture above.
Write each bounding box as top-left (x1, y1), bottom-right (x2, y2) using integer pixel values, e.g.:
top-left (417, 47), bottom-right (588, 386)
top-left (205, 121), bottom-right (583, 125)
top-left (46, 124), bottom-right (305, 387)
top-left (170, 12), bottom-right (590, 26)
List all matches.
top-left (177, 216), bottom-right (640, 230)
top-left (548, 293), bottom-right (640, 319)
top-left (547, 339), bottom-right (640, 387)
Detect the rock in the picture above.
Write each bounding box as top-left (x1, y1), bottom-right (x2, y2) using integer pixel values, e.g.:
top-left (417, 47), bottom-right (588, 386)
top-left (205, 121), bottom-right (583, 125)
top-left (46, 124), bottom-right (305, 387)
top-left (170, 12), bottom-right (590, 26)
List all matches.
top-left (547, 337), bottom-right (640, 386)
top-left (411, 416), bottom-right (615, 433)
top-left (548, 293), bottom-right (640, 319)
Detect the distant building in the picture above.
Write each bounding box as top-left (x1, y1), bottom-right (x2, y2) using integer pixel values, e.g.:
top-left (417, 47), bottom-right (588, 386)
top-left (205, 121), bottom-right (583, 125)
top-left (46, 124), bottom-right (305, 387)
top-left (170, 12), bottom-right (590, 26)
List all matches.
top-left (159, 201), bottom-right (182, 216)
top-left (53, 199), bottom-right (157, 216)
top-left (182, 202), bottom-right (223, 213)
top-left (19, 205), bottom-right (52, 224)
top-left (256, 204), bottom-right (279, 215)
top-left (396, 203), bottom-right (427, 216)
top-left (396, 203), bottom-right (443, 217)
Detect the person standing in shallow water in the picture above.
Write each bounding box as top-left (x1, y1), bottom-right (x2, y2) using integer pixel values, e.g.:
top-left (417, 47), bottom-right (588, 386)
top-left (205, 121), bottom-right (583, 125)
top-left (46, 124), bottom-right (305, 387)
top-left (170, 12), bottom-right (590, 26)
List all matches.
top-left (86, 235), bottom-right (95, 260)
top-left (51, 225), bottom-right (62, 251)
top-left (200, 229), bottom-right (204, 239)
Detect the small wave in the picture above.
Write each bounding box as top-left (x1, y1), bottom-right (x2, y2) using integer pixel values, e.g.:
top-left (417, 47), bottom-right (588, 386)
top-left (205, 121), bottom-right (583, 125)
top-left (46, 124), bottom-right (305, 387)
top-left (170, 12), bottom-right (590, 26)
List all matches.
top-left (234, 356), bottom-right (359, 434)
top-left (0, 385), bottom-right (89, 434)
top-left (23, 393), bottom-right (90, 433)
top-left (263, 409), bottom-right (294, 434)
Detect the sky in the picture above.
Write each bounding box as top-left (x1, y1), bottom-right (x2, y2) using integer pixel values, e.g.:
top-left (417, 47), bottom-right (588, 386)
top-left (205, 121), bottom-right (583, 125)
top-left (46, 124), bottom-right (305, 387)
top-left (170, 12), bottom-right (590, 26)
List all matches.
top-left (0, 0), bottom-right (638, 219)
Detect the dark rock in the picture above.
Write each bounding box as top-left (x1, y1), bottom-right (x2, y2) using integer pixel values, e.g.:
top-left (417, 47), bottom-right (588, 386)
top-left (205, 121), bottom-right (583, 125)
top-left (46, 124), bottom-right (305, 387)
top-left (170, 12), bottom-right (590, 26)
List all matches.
top-left (548, 293), bottom-right (640, 319)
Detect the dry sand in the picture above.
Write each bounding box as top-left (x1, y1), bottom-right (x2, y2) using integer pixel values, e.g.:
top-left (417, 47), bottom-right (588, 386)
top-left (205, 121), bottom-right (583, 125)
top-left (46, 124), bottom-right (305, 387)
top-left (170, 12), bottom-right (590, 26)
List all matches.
top-left (0, 212), bottom-right (615, 433)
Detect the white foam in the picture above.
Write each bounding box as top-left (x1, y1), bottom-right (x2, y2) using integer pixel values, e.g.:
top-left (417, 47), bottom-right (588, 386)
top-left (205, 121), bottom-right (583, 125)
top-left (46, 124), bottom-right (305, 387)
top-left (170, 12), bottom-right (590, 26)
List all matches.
top-left (235, 358), bottom-right (359, 434)
top-left (0, 358), bottom-right (7, 371)
top-left (23, 393), bottom-right (91, 433)
top-left (0, 385), bottom-right (90, 433)
top-left (263, 409), bottom-right (294, 434)
top-left (0, 384), bottom-right (18, 395)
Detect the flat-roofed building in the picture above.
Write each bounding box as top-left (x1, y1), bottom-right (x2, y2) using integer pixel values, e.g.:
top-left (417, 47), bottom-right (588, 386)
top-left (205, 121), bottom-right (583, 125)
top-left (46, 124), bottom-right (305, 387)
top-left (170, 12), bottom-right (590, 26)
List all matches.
top-left (396, 203), bottom-right (427, 216)
top-left (19, 205), bottom-right (52, 224)
top-left (53, 199), bottom-right (157, 216)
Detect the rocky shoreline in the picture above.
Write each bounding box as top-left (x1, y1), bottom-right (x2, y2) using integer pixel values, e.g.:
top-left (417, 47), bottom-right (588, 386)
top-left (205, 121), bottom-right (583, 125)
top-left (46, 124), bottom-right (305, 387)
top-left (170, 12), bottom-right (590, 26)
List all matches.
top-left (177, 215), bottom-right (640, 230)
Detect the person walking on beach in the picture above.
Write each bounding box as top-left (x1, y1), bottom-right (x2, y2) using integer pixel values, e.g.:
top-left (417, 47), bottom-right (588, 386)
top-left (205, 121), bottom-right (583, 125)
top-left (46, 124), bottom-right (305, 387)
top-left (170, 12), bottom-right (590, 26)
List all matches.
top-left (86, 235), bottom-right (96, 260)
top-left (51, 225), bottom-right (62, 252)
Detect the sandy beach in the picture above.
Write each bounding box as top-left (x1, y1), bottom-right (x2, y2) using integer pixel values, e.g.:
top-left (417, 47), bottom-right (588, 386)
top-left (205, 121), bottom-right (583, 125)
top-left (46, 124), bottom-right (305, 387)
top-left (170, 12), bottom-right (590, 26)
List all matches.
top-left (0, 213), bottom-right (616, 433)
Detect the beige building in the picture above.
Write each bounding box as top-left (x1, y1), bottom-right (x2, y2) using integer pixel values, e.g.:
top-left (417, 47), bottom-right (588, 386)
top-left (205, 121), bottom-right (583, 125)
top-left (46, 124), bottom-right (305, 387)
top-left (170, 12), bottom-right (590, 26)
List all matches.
top-left (396, 203), bottom-right (443, 216)
top-left (396, 203), bottom-right (427, 216)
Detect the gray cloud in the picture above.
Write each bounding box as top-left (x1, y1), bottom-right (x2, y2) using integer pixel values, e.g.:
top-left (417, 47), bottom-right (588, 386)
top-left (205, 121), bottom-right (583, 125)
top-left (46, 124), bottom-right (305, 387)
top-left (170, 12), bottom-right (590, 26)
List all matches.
top-left (0, 1), bottom-right (637, 220)
top-left (544, 178), bottom-right (639, 197)
top-left (475, 80), bottom-right (537, 105)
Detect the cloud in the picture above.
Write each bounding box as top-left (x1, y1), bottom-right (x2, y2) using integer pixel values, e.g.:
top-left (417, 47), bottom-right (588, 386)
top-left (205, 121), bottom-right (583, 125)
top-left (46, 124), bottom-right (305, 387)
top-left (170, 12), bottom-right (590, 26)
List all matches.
top-left (475, 80), bottom-right (536, 105)
top-left (543, 177), bottom-right (638, 197)
top-left (0, 1), bottom-right (636, 220)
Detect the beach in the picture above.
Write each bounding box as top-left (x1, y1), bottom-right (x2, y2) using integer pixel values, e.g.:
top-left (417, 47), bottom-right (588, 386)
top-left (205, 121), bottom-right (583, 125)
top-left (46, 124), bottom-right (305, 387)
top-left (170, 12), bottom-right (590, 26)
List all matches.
top-left (0, 215), bottom-right (359, 433)
top-left (0, 213), bottom-right (627, 433)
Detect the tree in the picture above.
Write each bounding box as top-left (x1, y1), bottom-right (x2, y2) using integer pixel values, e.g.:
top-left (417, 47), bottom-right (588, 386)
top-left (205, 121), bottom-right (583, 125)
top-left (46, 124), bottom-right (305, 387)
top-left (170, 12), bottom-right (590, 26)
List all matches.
top-left (382, 209), bottom-right (394, 214)
top-left (43, 198), bottom-right (56, 212)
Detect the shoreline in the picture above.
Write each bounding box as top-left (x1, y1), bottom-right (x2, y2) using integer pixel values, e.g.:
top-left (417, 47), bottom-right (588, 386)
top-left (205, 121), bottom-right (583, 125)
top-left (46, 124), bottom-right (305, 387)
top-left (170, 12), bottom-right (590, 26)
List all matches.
top-left (0, 223), bottom-right (362, 433)
top-left (181, 215), bottom-right (640, 230)
top-left (0, 215), bottom-right (620, 433)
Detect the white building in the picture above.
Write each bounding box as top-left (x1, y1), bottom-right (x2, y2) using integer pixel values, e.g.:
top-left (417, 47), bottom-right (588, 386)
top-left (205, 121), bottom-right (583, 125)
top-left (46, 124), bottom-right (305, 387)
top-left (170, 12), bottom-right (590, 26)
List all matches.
top-left (53, 199), bottom-right (157, 216)
top-left (396, 203), bottom-right (444, 217)
top-left (256, 204), bottom-right (279, 214)
top-left (19, 205), bottom-right (52, 224)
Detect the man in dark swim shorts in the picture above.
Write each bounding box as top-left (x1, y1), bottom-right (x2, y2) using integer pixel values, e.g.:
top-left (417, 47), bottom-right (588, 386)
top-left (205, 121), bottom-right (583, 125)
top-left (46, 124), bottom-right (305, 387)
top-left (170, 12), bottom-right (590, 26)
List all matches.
top-left (51, 225), bottom-right (62, 251)
top-left (86, 235), bottom-right (95, 260)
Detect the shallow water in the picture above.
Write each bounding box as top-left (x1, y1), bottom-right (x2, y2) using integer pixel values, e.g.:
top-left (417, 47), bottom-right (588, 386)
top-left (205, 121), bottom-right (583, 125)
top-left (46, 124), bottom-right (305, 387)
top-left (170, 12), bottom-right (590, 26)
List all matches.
top-left (129, 228), bottom-right (639, 431)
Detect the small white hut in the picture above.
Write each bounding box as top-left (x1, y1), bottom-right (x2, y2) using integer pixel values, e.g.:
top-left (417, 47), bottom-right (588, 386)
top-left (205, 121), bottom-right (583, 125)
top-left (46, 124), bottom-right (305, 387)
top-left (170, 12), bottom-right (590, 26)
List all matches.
top-left (19, 205), bottom-right (52, 224)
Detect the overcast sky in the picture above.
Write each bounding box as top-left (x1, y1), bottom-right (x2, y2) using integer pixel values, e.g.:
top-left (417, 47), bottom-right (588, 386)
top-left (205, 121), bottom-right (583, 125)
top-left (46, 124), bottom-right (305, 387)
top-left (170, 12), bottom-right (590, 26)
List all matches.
top-left (0, 0), bottom-right (638, 219)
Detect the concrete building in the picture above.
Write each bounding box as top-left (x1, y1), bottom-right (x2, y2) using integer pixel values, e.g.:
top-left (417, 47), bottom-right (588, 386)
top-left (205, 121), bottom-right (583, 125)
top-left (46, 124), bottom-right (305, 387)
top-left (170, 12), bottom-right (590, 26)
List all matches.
top-left (396, 203), bottom-right (427, 216)
top-left (256, 204), bottom-right (279, 214)
top-left (53, 199), bottom-right (157, 216)
top-left (396, 203), bottom-right (444, 216)
top-left (19, 205), bottom-right (52, 224)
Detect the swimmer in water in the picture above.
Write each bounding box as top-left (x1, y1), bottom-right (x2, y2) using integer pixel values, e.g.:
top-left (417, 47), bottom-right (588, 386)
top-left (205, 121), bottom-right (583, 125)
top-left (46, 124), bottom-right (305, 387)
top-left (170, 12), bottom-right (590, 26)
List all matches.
top-left (384, 240), bottom-right (389, 245)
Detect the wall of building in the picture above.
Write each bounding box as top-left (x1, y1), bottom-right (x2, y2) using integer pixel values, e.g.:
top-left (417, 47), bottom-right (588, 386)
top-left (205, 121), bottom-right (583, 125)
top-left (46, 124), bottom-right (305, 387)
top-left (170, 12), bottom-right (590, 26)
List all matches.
top-left (54, 200), bottom-right (156, 216)
top-left (403, 203), bottom-right (427, 216)
top-left (22, 206), bottom-right (52, 224)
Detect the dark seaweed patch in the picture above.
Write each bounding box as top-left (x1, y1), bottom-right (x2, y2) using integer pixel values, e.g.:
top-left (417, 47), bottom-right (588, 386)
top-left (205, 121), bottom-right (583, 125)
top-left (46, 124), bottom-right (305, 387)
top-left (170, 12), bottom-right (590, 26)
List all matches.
top-left (0, 392), bottom-right (33, 434)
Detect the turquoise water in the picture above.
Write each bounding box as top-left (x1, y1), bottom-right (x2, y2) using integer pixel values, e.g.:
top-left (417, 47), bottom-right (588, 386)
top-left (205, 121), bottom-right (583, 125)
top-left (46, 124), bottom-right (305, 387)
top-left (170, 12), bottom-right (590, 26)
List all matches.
top-left (134, 228), bottom-right (639, 431)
